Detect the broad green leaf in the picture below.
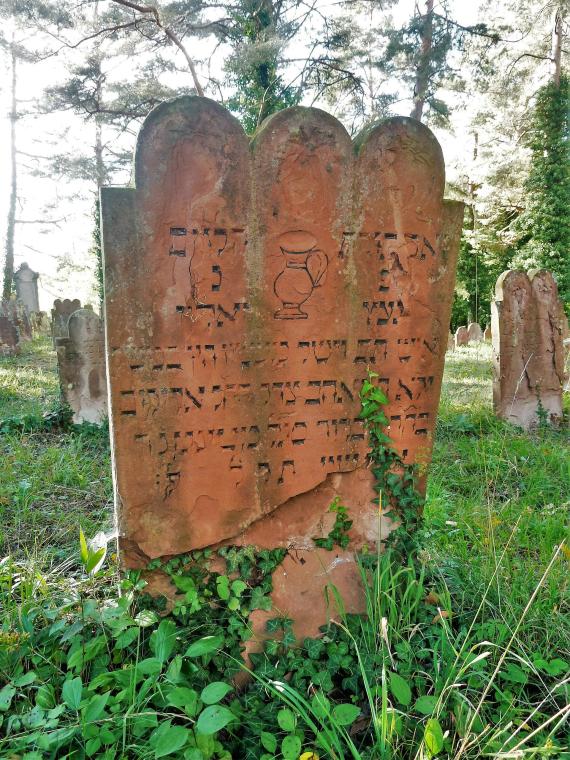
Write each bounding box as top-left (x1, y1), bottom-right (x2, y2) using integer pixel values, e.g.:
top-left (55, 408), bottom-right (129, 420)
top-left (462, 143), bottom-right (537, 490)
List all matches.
top-left (167, 686), bottom-right (199, 717)
top-left (216, 575), bottom-right (230, 600)
top-left (150, 619), bottom-right (178, 663)
top-left (62, 677), bottom-right (83, 710)
top-left (332, 703), bottom-right (360, 726)
top-left (151, 720), bottom-right (190, 758)
top-left (85, 546), bottom-right (106, 575)
top-left (135, 609), bottom-right (159, 627)
top-left (13, 671), bottom-right (36, 687)
top-left (424, 718), bottom-right (444, 757)
top-left (196, 705), bottom-right (236, 735)
top-left (0, 686), bottom-right (16, 712)
top-left (85, 737), bottom-right (101, 756)
top-left (36, 684), bottom-right (56, 710)
top-left (79, 527), bottom-right (89, 565)
top-left (231, 579), bottom-right (247, 597)
top-left (389, 672), bottom-right (411, 706)
top-left (115, 626), bottom-right (139, 649)
top-left (260, 731), bottom-right (277, 753)
top-left (185, 634), bottom-right (224, 658)
top-left (277, 708), bottom-right (296, 732)
top-left (137, 657), bottom-right (163, 675)
top-left (311, 692), bottom-right (331, 719)
top-left (281, 735), bottom-right (302, 759)
top-left (414, 695), bottom-right (437, 715)
top-left (83, 693), bottom-right (110, 723)
top-left (200, 681), bottom-right (233, 705)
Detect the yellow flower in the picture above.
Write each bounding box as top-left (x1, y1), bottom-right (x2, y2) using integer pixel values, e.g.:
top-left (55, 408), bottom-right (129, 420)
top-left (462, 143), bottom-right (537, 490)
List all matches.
top-left (299, 753), bottom-right (320, 760)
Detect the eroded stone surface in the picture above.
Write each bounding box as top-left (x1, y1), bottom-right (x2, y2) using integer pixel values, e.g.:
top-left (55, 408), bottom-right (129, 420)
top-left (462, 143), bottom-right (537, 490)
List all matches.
top-left (0, 315), bottom-right (19, 356)
top-left (13, 263), bottom-right (39, 313)
top-left (56, 309), bottom-right (107, 424)
top-left (455, 326), bottom-right (468, 347)
top-left (51, 298), bottom-right (81, 345)
top-left (101, 97), bottom-right (462, 635)
top-left (467, 322), bottom-right (483, 342)
top-left (492, 269), bottom-right (564, 428)
top-left (1, 299), bottom-right (32, 341)
top-left (447, 332), bottom-right (454, 351)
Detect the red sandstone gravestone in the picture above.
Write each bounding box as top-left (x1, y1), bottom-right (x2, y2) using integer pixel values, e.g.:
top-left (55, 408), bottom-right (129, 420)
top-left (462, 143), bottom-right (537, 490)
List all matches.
top-left (455, 325), bottom-right (469, 348)
top-left (101, 97), bottom-right (463, 636)
top-left (492, 269), bottom-right (564, 428)
top-left (51, 298), bottom-right (81, 347)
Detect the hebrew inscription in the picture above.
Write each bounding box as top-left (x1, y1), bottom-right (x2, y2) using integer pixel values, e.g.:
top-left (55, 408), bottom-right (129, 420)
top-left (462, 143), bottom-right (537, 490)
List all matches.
top-left (102, 98), bottom-right (462, 634)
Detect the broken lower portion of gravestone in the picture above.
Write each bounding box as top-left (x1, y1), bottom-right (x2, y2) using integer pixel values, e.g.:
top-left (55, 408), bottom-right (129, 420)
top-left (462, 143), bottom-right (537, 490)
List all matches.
top-left (56, 309), bottom-right (107, 424)
top-left (0, 314), bottom-right (20, 356)
top-left (101, 97), bottom-right (463, 641)
top-left (51, 298), bottom-right (81, 347)
top-left (492, 269), bottom-right (565, 429)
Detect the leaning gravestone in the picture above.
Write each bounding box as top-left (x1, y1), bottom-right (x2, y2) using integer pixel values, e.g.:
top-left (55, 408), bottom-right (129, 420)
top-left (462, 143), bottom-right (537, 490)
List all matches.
top-left (52, 298), bottom-right (81, 346)
top-left (101, 97), bottom-right (463, 637)
top-left (13, 262), bottom-right (40, 313)
top-left (492, 269), bottom-right (564, 428)
top-left (0, 315), bottom-right (20, 356)
top-left (467, 322), bottom-right (483, 342)
top-left (56, 309), bottom-right (107, 424)
top-left (455, 325), bottom-right (469, 348)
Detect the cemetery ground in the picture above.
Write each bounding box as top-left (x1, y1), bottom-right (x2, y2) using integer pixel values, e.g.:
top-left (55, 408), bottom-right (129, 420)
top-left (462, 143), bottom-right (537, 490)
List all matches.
top-left (0, 338), bottom-right (569, 758)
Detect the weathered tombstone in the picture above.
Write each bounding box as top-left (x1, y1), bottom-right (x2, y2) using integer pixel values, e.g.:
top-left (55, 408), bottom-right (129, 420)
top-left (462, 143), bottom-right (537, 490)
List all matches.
top-left (56, 309), bottom-right (107, 424)
top-left (455, 325), bottom-right (469, 348)
top-left (1, 298), bottom-right (32, 341)
top-left (101, 97), bottom-right (463, 637)
top-left (484, 325), bottom-right (491, 341)
top-left (447, 332), bottom-right (454, 352)
top-left (492, 269), bottom-right (564, 428)
top-left (467, 322), bottom-right (483, 342)
top-left (51, 298), bottom-right (81, 346)
top-left (13, 262), bottom-right (40, 313)
top-left (0, 315), bottom-right (20, 356)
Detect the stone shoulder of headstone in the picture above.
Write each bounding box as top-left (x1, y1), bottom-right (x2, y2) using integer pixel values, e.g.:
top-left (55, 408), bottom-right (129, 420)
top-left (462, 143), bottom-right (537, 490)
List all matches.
top-left (101, 95), bottom-right (464, 638)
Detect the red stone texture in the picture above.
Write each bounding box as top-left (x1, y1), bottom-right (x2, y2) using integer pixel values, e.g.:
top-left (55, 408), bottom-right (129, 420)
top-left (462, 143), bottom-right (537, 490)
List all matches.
top-left (101, 97), bottom-right (463, 636)
top-left (492, 269), bottom-right (564, 428)
top-left (454, 326), bottom-right (468, 348)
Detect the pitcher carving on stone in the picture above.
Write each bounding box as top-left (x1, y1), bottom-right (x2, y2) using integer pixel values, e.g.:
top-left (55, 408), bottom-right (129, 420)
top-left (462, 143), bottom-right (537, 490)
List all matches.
top-left (273, 230), bottom-right (328, 319)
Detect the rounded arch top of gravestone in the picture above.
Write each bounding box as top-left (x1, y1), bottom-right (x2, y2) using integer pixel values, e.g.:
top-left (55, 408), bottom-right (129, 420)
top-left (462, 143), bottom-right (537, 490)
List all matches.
top-left (467, 322), bottom-right (483, 342)
top-left (68, 308), bottom-right (103, 343)
top-left (455, 325), bottom-right (469, 346)
top-left (134, 96), bottom-right (250, 199)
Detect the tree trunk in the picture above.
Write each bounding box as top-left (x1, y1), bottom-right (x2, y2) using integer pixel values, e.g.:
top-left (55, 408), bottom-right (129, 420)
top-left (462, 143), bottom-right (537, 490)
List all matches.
top-left (551, 7), bottom-right (563, 87)
top-left (410, 0), bottom-right (434, 122)
top-left (3, 42), bottom-right (17, 301)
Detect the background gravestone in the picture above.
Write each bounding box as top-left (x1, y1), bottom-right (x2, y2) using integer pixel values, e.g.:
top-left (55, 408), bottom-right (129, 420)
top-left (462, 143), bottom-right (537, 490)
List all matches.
top-left (467, 322), bottom-right (483, 342)
top-left (13, 263), bottom-right (40, 313)
top-left (101, 97), bottom-right (463, 636)
top-left (0, 315), bottom-right (20, 356)
top-left (56, 309), bottom-right (107, 424)
top-left (484, 325), bottom-right (492, 341)
top-left (1, 299), bottom-right (32, 341)
top-left (51, 298), bottom-right (82, 346)
top-left (492, 269), bottom-right (564, 428)
top-left (447, 332), bottom-right (454, 351)
top-left (455, 325), bottom-right (469, 348)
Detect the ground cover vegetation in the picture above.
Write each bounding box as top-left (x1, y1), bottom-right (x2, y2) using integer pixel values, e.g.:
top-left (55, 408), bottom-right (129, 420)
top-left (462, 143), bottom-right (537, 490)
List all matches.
top-left (0, 340), bottom-right (568, 758)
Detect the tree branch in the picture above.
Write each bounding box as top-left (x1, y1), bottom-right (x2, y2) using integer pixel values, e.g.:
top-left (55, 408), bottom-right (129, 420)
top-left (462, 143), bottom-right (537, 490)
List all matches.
top-left (110, 0), bottom-right (205, 96)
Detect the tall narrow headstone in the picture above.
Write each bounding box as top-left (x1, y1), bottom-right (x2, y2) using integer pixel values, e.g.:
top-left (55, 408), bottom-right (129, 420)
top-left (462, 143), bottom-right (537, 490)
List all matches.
top-left (101, 97), bottom-right (463, 636)
top-left (467, 322), bottom-right (483, 342)
top-left (455, 325), bottom-right (469, 348)
top-left (56, 309), bottom-right (107, 424)
top-left (0, 315), bottom-right (20, 356)
top-left (13, 263), bottom-right (40, 313)
top-left (492, 269), bottom-right (564, 427)
top-left (51, 298), bottom-right (81, 346)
